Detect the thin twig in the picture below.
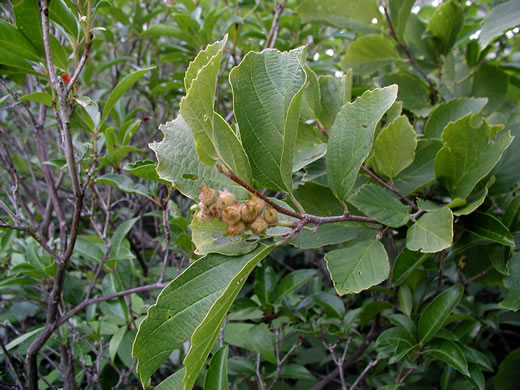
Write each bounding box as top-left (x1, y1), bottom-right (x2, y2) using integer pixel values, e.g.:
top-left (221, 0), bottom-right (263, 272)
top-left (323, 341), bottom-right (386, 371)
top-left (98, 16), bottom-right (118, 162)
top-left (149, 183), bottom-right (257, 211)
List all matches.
top-left (0, 337), bottom-right (24, 389)
top-left (264, 0), bottom-right (288, 49)
top-left (218, 168), bottom-right (380, 228)
top-left (383, 4), bottom-right (438, 102)
top-left (459, 266), bottom-right (494, 286)
top-left (256, 352), bottom-right (265, 390)
top-left (360, 166), bottom-right (418, 210)
top-left (66, 35), bottom-right (93, 95)
top-left (350, 359), bottom-right (379, 390)
top-left (0, 219), bottom-right (60, 261)
top-left (266, 330), bottom-right (302, 390)
top-left (397, 367), bottom-right (415, 385)
top-left (311, 319), bottom-right (389, 390)
top-left (55, 282), bottom-right (166, 329)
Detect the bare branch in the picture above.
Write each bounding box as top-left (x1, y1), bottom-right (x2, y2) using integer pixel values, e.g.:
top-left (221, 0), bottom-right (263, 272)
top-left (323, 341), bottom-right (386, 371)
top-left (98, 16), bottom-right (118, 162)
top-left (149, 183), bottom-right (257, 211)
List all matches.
top-left (265, 0), bottom-right (288, 49)
top-left (360, 166), bottom-right (418, 210)
top-left (350, 359), bottom-right (379, 390)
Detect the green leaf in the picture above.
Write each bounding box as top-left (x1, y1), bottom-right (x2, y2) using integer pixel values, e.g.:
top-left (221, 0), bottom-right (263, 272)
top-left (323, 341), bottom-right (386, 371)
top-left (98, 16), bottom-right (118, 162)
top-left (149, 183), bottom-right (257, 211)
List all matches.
top-left (471, 64), bottom-right (509, 113)
top-left (311, 292), bottom-right (345, 318)
top-left (418, 285), bottom-right (463, 344)
top-left (255, 265), bottom-right (276, 306)
top-left (19, 92), bottom-right (52, 107)
top-left (0, 19), bottom-right (40, 62)
top-left (426, 0), bottom-right (464, 55)
top-left (0, 46), bottom-right (40, 75)
top-left (293, 182), bottom-right (344, 217)
top-left (325, 239), bottom-right (390, 295)
top-left (499, 253), bottom-right (520, 311)
top-left (150, 116), bottom-right (248, 200)
top-left (423, 97), bottom-right (488, 139)
top-left (478, 0), bottom-right (520, 48)
top-left (204, 346), bottom-right (229, 390)
top-left (391, 248), bottom-right (430, 286)
top-left (12, 0), bottom-right (44, 55)
top-left (0, 326), bottom-right (44, 357)
top-left (340, 34), bottom-right (402, 75)
top-left (394, 139), bottom-right (442, 196)
top-left (109, 327), bottom-right (126, 363)
top-left (398, 284), bottom-right (413, 317)
top-left (434, 114), bottom-right (513, 200)
top-left (96, 174), bottom-right (151, 198)
top-left (189, 218), bottom-right (258, 256)
top-left (462, 212), bottom-right (514, 247)
top-left (451, 180), bottom-right (490, 216)
top-left (425, 339), bottom-right (469, 376)
top-left (156, 368), bottom-right (186, 390)
top-left (223, 322), bottom-right (276, 363)
top-left (109, 217), bottom-right (139, 259)
top-left (300, 65), bottom-right (321, 121)
top-left (326, 85), bottom-right (398, 202)
top-left (124, 160), bottom-right (165, 183)
top-left (212, 113), bottom-right (252, 183)
top-left (183, 243), bottom-right (274, 389)
top-left (230, 47), bottom-right (306, 192)
top-left (371, 115), bottom-right (417, 179)
top-left (49, 0), bottom-right (79, 38)
top-left (388, 0), bottom-right (416, 41)
top-left (296, 0), bottom-right (381, 33)
top-left (504, 195), bottom-right (520, 233)
top-left (348, 184), bottom-right (409, 228)
top-left (180, 37), bottom-right (251, 183)
top-left (318, 73), bottom-right (351, 129)
top-left (275, 269), bottom-right (317, 302)
top-left (100, 67), bottom-right (155, 128)
top-left (467, 364), bottom-right (485, 390)
top-left (292, 222), bottom-right (363, 249)
top-left (376, 327), bottom-right (417, 363)
top-left (132, 244), bottom-right (272, 385)
top-left (495, 348), bottom-right (520, 390)
top-left (379, 72), bottom-right (431, 117)
top-left (406, 208), bottom-right (453, 253)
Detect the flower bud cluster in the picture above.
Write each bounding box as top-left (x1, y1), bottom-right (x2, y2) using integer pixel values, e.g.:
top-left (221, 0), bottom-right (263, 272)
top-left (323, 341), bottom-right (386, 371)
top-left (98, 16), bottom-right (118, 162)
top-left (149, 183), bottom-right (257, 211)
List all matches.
top-left (195, 185), bottom-right (279, 237)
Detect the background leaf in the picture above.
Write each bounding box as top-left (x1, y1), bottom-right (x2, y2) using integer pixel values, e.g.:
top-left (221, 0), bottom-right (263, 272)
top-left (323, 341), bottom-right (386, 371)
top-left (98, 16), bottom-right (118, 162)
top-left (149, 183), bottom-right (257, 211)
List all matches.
top-left (204, 346), bottom-right (229, 390)
top-left (423, 98), bottom-right (488, 139)
top-left (340, 34), bottom-right (402, 75)
top-left (478, 0), bottom-right (520, 48)
top-left (418, 285), bottom-right (463, 344)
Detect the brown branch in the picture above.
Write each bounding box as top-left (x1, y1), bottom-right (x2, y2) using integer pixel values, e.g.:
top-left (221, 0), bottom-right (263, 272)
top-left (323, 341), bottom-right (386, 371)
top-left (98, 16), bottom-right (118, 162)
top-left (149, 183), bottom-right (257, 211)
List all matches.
top-left (317, 122), bottom-right (418, 212)
top-left (264, 0), bottom-right (288, 49)
top-left (55, 282), bottom-right (166, 330)
top-left (0, 337), bottom-right (24, 389)
top-left (360, 166), bottom-right (418, 210)
top-left (459, 266), bottom-right (494, 286)
top-left (350, 359), bottom-right (379, 390)
top-left (0, 219), bottom-right (60, 261)
top-left (383, 5), bottom-right (438, 102)
top-left (397, 367), bottom-right (415, 385)
top-left (219, 168), bottom-right (379, 224)
top-left (311, 320), bottom-right (389, 390)
top-left (66, 35), bottom-right (93, 95)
